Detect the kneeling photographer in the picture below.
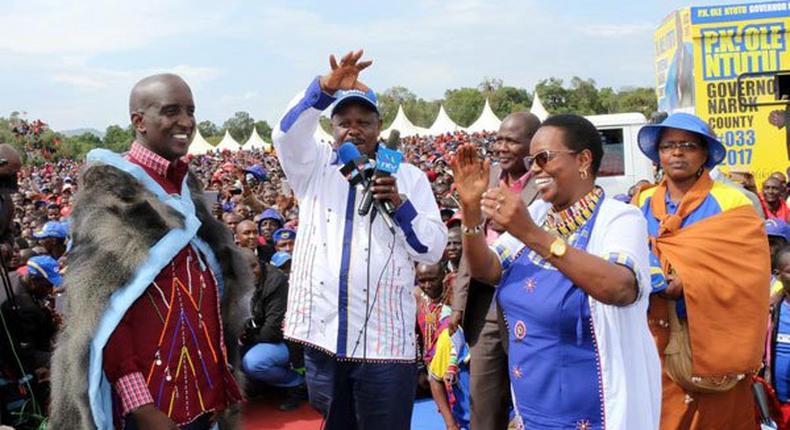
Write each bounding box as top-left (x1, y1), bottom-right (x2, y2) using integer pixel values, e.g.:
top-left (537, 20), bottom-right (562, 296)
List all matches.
top-left (238, 250), bottom-right (306, 411)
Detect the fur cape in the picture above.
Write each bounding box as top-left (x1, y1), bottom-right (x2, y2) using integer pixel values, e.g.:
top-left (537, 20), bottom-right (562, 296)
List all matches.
top-left (47, 160), bottom-right (253, 429)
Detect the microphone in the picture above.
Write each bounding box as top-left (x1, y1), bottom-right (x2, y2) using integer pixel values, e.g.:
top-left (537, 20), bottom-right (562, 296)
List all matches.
top-left (337, 143), bottom-right (374, 186)
top-left (337, 142), bottom-right (395, 232)
top-left (358, 130), bottom-right (402, 217)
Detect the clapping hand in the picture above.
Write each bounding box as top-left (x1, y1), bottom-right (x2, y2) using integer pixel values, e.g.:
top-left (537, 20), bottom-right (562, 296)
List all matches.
top-left (450, 144), bottom-right (489, 209)
top-left (319, 50), bottom-right (372, 94)
top-left (479, 187), bottom-right (536, 236)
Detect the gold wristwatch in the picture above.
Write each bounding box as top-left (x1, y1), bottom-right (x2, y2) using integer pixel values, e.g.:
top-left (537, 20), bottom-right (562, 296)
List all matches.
top-left (549, 236), bottom-right (568, 258)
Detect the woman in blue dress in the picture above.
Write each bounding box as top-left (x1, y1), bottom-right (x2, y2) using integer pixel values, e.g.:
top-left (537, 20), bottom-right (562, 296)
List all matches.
top-left (451, 114), bottom-right (661, 429)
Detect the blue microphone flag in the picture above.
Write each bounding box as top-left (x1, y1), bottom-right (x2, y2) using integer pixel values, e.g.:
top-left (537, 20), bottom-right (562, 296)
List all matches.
top-left (375, 146), bottom-right (402, 175)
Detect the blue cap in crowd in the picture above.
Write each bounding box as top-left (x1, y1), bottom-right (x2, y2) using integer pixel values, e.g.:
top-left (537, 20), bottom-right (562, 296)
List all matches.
top-left (273, 228), bottom-right (296, 242)
top-left (766, 219), bottom-right (790, 242)
top-left (33, 221), bottom-right (68, 240)
top-left (259, 209), bottom-right (284, 225)
top-left (331, 88), bottom-right (379, 117)
top-left (270, 251), bottom-right (292, 268)
top-left (244, 164), bottom-right (268, 182)
top-left (637, 112), bottom-right (726, 169)
top-left (27, 255), bottom-right (63, 287)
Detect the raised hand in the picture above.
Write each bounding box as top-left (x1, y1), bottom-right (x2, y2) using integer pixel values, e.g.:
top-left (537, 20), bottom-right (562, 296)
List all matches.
top-left (319, 49), bottom-right (372, 94)
top-left (450, 143), bottom-right (490, 209)
top-left (480, 186), bottom-right (537, 238)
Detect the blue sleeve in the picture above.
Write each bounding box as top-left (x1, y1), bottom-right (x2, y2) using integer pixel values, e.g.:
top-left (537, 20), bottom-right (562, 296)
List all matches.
top-left (279, 77), bottom-right (335, 133)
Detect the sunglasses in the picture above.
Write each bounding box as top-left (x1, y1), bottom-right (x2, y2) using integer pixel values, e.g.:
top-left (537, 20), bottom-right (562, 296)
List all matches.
top-left (657, 141), bottom-right (703, 153)
top-left (523, 149), bottom-right (577, 170)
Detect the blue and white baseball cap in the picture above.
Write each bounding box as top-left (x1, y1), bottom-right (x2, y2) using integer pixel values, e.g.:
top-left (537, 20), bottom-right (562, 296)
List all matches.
top-left (27, 255), bottom-right (63, 287)
top-left (331, 88), bottom-right (379, 117)
top-left (244, 164), bottom-right (268, 181)
top-left (33, 221), bottom-right (68, 240)
top-left (766, 219), bottom-right (790, 241)
top-left (270, 251), bottom-right (292, 268)
top-left (273, 228), bottom-right (296, 242)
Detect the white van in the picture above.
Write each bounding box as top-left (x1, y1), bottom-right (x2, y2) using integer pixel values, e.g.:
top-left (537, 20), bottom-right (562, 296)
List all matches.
top-left (587, 112), bottom-right (655, 196)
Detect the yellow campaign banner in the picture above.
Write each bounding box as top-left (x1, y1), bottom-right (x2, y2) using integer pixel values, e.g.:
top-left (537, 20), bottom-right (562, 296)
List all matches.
top-left (655, 9), bottom-right (695, 113)
top-left (656, 2), bottom-right (790, 184)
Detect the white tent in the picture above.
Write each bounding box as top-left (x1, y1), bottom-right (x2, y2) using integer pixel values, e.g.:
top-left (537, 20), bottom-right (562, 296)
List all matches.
top-left (466, 99), bottom-right (502, 133)
top-left (530, 91), bottom-right (550, 121)
top-left (215, 130), bottom-right (241, 152)
top-left (314, 124), bottom-right (334, 144)
top-left (243, 127), bottom-right (271, 152)
top-left (428, 105), bottom-right (464, 135)
top-left (381, 105), bottom-right (429, 139)
top-left (187, 129), bottom-right (215, 155)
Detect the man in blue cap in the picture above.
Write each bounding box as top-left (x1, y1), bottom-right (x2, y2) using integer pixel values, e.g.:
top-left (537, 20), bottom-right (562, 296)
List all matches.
top-left (256, 208), bottom-right (284, 264)
top-left (33, 220), bottom-right (67, 259)
top-left (0, 255), bottom-right (62, 410)
top-left (270, 251), bottom-right (292, 276)
top-left (244, 165), bottom-right (268, 183)
top-left (272, 228), bottom-right (296, 254)
top-left (238, 245), bottom-right (305, 412)
top-left (272, 50), bottom-right (447, 429)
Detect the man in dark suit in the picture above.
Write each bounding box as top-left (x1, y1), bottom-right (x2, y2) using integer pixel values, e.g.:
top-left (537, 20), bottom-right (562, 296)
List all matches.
top-left (449, 111), bottom-right (541, 430)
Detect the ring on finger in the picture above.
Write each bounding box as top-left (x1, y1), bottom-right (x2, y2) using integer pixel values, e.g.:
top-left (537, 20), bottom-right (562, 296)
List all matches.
top-left (496, 204), bottom-right (502, 211)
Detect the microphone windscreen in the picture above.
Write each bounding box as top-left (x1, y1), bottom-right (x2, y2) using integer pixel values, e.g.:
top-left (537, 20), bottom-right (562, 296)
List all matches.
top-left (337, 141), bottom-right (362, 165)
top-left (386, 130), bottom-right (400, 150)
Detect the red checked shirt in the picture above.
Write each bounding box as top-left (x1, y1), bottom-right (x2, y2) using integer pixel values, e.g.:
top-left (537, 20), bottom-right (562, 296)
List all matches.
top-left (103, 142), bottom-right (241, 428)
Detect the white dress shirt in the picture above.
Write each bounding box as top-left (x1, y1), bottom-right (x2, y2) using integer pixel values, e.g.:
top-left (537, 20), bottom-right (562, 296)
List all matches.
top-left (273, 78), bottom-right (448, 361)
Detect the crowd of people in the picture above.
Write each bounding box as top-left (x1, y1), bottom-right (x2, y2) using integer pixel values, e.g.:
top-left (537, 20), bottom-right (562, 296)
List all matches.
top-left (0, 52), bottom-right (789, 430)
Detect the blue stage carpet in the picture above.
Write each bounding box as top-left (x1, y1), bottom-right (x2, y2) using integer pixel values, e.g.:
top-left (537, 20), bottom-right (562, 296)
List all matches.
top-left (410, 398), bottom-right (446, 430)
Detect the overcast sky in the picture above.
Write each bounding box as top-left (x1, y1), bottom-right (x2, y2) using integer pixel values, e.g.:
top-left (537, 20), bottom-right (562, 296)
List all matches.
top-left (0, 0), bottom-right (732, 131)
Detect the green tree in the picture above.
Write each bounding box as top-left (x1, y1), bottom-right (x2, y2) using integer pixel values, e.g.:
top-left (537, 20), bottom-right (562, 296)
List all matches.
top-left (403, 99), bottom-right (440, 128)
top-left (535, 78), bottom-right (572, 113)
top-left (613, 87), bottom-right (657, 117)
top-left (382, 86), bottom-right (416, 105)
top-left (598, 87), bottom-right (619, 114)
top-left (444, 88), bottom-right (485, 127)
top-left (198, 120), bottom-right (219, 138)
top-left (103, 124), bottom-right (134, 152)
top-left (478, 77), bottom-right (503, 94)
top-left (377, 86), bottom-right (417, 129)
top-left (490, 86), bottom-right (532, 119)
top-left (222, 111), bottom-right (255, 142)
top-left (567, 77), bottom-right (603, 115)
top-left (254, 120), bottom-right (273, 141)
top-left (534, 78), bottom-right (657, 117)
top-left (59, 132), bottom-right (101, 159)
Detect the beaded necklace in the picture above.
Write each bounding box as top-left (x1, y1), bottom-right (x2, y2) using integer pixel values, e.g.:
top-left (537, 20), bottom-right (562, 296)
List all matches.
top-left (545, 187), bottom-right (604, 238)
top-left (419, 287), bottom-right (449, 355)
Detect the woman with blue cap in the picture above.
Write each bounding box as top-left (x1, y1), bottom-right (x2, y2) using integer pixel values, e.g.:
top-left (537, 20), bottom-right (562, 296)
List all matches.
top-left (633, 112), bottom-right (771, 430)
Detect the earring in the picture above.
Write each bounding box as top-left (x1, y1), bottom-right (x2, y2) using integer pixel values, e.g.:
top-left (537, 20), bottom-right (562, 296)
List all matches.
top-left (696, 167), bottom-right (704, 177)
